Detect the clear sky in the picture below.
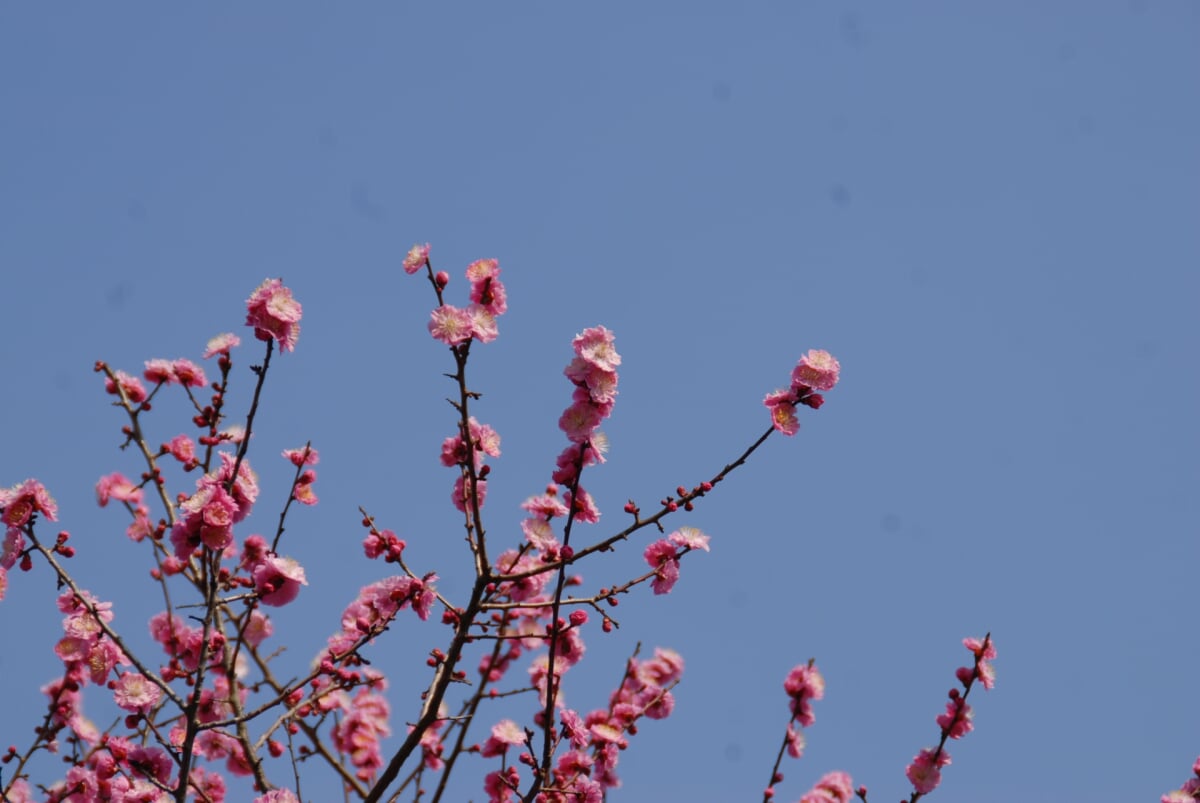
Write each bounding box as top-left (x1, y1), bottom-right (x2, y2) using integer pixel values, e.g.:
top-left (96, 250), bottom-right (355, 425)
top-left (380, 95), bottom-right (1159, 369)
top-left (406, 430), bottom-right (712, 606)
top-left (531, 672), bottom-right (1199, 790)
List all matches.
top-left (1, 4), bottom-right (1197, 802)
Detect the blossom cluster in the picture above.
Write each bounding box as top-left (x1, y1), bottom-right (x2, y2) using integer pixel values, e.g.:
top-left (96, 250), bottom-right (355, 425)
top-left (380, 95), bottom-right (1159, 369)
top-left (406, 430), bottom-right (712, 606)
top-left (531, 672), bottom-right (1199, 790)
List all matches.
top-left (905, 635), bottom-right (997, 797)
top-left (763, 349), bottom-right (841, 436)
top-left (0, 479), bottom-right (59, 599)
top-left (418, 251), bottom-right (509, 346)
top-left (245, 278), bottom-right (302, 352)
top-left (492, 647), bottom-right (684, 802)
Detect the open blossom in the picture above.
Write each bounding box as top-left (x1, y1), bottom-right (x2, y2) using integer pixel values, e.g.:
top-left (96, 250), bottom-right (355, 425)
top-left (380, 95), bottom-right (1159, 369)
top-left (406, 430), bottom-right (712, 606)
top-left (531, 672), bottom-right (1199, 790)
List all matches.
top-left (479, 718), bottom-right (526, 758)
top-left (763, 389), bottom-right (799, 436)
top-left (112, 672), bottom-right (162, 714)
top-left (172, 358), bottom-right (207, 387)
top-left (253, 555), bottom-right (308, 607)
top-left (467, 258), bottom-right (508, 316)
top-left (203, 332), bottom-right (241, 358)
top-left (784, 663), bottom-right (825, 727)
top-left (332, 689), bottom-right (392, 780)
top-left (1, 478), bottom-right (58, 530)
top-left (245, 278), bottom-right (302, 352)
top-left (906, 747), bottom-right (950, 794)
top-left (428, 304), bottom-right (474, 345)
top-left (791, 349), bottom-right (841, 391)
top-left (403, 242), bottom-right (431, 274)
top-left (282, 446), bottom-right (319, 466)
top-left (143, 358), bottom-right (175, 384)
top-left (104, 370), bottom-right (148, 404)
top-left (964, 635), bottom-right (998, 690)
top-left (573, 326), bottom-right (621, 372)
top-left (644, 539), bottom-right (681, 595)
top-left (95, 472), bottom-right (143, 507)
top-left (798, 771), bottom-right (855, 803)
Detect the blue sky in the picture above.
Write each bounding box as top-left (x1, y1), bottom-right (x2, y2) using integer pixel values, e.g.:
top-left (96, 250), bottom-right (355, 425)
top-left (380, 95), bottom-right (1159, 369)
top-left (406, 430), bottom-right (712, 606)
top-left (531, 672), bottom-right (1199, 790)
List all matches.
top-left (1, 4), bottom-right (1197, 802)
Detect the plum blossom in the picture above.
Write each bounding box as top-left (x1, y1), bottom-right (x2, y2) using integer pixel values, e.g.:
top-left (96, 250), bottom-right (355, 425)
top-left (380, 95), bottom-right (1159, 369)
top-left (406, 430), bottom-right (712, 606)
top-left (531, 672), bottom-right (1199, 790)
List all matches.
top-left (104, 370), bottom-right (148, 404)
top-left (332, 689), bottom-right (391, 780)
top-left (204, 332), bottom-right (241, 358)
top-left (245, 278), bottom-right (302, 352)
top-left (573, 326), bottom-right (621, 372)
top-left (112, 672), bottom-right (162, 714)
top-left (644, 539), bottom-right (681, 595)
top-left (0, 478), bottom-right (58, 531)
top-left (480, 719), bottom-right (526, 758)
top-left (95, 472), bottom-right (143, 508)
top-left (171, 358), bottom-right (207, 387)
top-left (798, 770), bottom-right (855, 803)
top-left (428, 304), bottom-right (474, 345)
top-left (791, 349), bottom-right (841, 391)
top-left (784, 663), bottom-right (825, 727)
top-left (763, 389), bottom-right (800, 436)
top-left (253, 555), bottom-right (308, 607)
top-left (906, 747), bottom-right (950, 795)
top-left (403, 242), bottom-right (431, 274)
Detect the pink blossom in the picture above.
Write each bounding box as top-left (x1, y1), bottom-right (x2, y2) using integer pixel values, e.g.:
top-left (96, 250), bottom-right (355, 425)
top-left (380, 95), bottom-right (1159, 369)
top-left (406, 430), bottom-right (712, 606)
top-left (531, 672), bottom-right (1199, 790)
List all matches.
top-left (644, 539), bottom-right (681, 595)
top-left (763, 390), bottom-right (799, 436)
top-left (203, 332), bottom-right (241, 358)
top-left (467, 259), bottom-right (508, 316)
top-left (784, 663), bottom-right (825, 727)
top-left (669, 526), bottom-right (711, 551)
top-left (452, 475), bottom-right (487, 513)
top-left (785, 723), bottom-right (806, 758)
top-left (471, 418), bottom-right (502, 456)
top-left (143, 358), bottom-right (175, 384)
top-left (112, 672), bottom-right (162, 714)
top-left (95, 472), bottom-right (143, 508)
top-left (520, 517), bottom-right (559, 555)
top-left (964, 635), bottom-right (998, 690)
top-left (0, 478), bottom-right (58, 529)
top-left (166, 434), bottom-right (198, 466)
top-left (245, 278), bottom-right (303, 352)
top-left (244, 610), bottom-right (273, 647)
top-left (253, 555), bottom-right (308, 607)
top-left (468, 305), bottom-right (499, 342)
top-left (799, 771), bottom-right (855, 803)
top-left (292, 469), bottom-right (318, 505)
top-left (559, 398), bottom-right (605, 443)
top-left (522, 493), bottom-right (569, 519)
top-left (0, 567), bottom-right (7, 601)
top-left (172, 358), bottom-right (207, 387)
top-left (937, 697), bottom-right (974, 739)
top-left (906, 747), bottom-right (951, 795)
top-left (480, 718), bottom-right (526, 757)
top-left (573, 326), bottom-right (621, 372)
top-left (403, 242), bottom-right (431, 274)
top-left (565, 486), bottom-right (600, 523)
top-left (428, 304), bottom-right (475, 345)
top-left (105, 370), bottom-right (148, 403)
top-left (255, 790), bottom-right (300, 803)
top-left (465, 257), bottom-right (499, 283)
top-left (637, 648), bottom-right (685, 687)
top-left (332, 689), bottom-right (392, 780)
top-left (791, 349), bottom-right (841, 391)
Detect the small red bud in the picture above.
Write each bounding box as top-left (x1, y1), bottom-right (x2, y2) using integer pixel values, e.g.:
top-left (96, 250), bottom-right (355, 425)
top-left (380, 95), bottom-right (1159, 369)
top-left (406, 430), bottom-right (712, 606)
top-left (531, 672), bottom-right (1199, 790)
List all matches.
top-left (602, 618), bottom-right (613, 633)
top-left (676, 485), bottom-right (687, 497)
top-left (435, 271), bottom-right (450, 287)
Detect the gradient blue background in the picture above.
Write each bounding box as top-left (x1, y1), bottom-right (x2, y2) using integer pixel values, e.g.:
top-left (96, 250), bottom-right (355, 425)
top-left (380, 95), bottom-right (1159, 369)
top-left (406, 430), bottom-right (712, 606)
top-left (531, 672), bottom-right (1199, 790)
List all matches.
top-left (2, 4), bottom-right (1197, 802)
